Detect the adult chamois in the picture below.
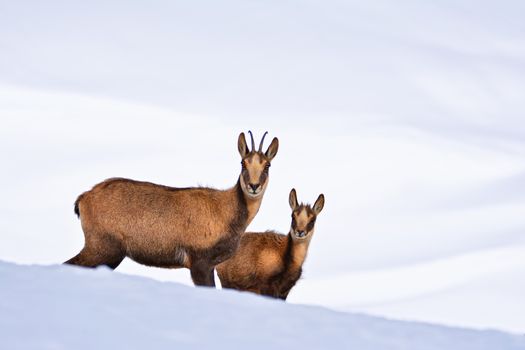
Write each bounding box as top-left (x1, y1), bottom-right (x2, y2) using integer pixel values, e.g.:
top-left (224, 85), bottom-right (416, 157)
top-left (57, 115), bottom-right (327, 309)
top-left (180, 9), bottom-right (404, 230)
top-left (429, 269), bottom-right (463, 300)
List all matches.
top-left (217, 188), bottom-right (324, 299)
top-left (64, 131), bottom-right (279, 287)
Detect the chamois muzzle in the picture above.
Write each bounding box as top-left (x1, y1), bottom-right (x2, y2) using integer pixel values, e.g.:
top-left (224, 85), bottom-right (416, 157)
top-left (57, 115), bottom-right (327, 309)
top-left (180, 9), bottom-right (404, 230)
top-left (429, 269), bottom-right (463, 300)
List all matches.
top-left (248, 183), bottom-right (261, 194)
top-left (295, 230), bottom-right (306, 238)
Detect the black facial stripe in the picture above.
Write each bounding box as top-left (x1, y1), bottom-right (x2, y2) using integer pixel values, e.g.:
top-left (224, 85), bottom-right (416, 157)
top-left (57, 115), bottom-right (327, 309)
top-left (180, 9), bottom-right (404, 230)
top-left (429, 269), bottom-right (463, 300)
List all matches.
top-left (306, 220), bottom-right (315, 232)
top-left (242, 169), bottom-right (250, 184)
top-left (259, 171), bottom-right (268, 185)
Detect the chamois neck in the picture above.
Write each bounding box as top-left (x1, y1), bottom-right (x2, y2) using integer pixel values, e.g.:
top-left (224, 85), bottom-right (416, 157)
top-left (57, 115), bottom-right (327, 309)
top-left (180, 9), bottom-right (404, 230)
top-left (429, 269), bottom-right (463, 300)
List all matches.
top-left (285, 234), bottom-right (311, 270)
top-left (235, 177), bottom-right (263, 226)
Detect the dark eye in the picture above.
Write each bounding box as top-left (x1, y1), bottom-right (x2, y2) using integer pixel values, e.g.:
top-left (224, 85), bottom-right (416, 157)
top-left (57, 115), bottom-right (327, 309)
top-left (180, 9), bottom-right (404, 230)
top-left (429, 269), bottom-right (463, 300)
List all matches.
top-left (263, 163), bottom-right (270, 173)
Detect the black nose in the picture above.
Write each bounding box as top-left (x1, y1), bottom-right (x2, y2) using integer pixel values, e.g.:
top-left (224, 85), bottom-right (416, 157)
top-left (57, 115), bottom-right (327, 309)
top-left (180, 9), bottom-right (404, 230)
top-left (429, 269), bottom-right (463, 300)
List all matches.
top-left (297, 231), bottom-right (305, 237)
top-left (249, 183), bottom-right (260, 192)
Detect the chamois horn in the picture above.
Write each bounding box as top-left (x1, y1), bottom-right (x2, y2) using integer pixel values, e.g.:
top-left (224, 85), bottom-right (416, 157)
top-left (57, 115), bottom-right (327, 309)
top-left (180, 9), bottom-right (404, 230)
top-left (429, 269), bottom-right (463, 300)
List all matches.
top-left (258, 131), bottom-right (268, 153)
top-left (248, 130), bottom-right (255, 152)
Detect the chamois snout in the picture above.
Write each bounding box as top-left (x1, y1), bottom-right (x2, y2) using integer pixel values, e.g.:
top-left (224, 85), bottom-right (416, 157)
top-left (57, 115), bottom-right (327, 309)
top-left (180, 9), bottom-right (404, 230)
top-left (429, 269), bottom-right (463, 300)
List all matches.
top-left (288, 188), bottom-right (325, 241)
top-left (238, 131), bottom-right (279, 199)
top-left (248, 183), bottom-right (261, 194)
top-left (295, 230), bottom-right (306, 238)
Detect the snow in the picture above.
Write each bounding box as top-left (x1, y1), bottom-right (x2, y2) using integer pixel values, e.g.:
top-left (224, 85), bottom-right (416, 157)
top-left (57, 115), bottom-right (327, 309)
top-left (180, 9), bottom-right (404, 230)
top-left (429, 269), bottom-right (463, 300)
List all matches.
top-left (1, 260), bottom-right (524, 350)
top-left (1, 0), bottom-right (525, 339)
top-left (289, 244), bottom-right (525, 332)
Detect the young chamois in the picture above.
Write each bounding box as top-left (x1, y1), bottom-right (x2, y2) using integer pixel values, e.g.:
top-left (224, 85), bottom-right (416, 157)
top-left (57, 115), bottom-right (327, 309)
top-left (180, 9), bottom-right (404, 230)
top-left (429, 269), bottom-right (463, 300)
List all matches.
top-left (64, 131), bottom-right (279, 287)
top-left (217, 188), bottom-right (324, 299)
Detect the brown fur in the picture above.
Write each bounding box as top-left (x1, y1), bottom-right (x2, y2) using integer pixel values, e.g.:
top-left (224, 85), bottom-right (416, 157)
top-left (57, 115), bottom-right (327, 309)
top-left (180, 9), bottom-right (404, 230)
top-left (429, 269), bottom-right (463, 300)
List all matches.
top-left (65, 132), bottom-right (279, 287)
top-left (217, 189), bottom-right (324, 299)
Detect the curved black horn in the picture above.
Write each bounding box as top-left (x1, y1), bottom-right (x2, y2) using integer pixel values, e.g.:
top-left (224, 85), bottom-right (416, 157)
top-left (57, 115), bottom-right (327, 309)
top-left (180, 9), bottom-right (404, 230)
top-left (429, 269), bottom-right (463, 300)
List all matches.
top-left (248, 130), bottom-right (255, 152)
top-left (258, 131), bottom-right (268, 152)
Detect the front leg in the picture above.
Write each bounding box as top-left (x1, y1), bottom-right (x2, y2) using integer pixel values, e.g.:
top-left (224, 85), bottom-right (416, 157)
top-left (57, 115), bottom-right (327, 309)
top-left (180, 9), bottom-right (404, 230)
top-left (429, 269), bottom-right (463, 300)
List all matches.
top-left (278, 289), bottom-right (291, 300)
top-left (190, 259), bottom-right (216, 287)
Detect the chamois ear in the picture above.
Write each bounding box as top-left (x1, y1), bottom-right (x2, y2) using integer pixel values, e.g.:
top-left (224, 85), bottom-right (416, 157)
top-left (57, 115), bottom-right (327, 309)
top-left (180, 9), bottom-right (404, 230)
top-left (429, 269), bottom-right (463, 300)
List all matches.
top-left (238, 132), bottom-right (249, 158)
top-left (313, 194), bottom-right (325, 215)
top-left (289, 188), bottom-right (298, 210)
top-left (265, 137), bottom-right (279, 161)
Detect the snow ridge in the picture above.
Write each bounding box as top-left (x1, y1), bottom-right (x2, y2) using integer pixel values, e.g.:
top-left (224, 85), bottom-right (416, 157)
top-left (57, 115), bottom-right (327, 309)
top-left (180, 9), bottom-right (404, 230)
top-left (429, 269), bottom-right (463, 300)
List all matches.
top-left (0, 261), bottom-right (523, 350)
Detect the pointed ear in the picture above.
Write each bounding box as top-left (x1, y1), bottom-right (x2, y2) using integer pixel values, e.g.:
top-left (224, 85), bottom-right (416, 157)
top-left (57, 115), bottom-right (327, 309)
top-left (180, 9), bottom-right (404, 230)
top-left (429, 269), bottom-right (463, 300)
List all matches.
top-left (238, 132), bottom-right (249, 158)
top-left (265, 137), bottom-right (279, 161)
top-left (313, 194), bottom-right (325, 215)
top-left (289, 188), bottom-right (298, 210)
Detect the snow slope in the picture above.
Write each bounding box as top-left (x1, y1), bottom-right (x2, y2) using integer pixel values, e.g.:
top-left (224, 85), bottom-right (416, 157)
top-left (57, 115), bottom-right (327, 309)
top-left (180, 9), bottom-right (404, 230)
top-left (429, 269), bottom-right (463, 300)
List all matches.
top-left (289, 244), bottom-right (525, 333)
top-left (1, 261), bottom-right (524, 350)
top-left (1, 0), bottom-right (525, 335)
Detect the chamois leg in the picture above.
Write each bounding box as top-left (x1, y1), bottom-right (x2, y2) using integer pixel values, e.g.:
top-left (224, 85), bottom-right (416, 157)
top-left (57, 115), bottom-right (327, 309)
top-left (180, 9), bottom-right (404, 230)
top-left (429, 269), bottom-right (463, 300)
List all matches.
top-left (190, 260), bottom-right (216, 287)
top-left (64, 234), bottom-right (125, 269)
top-left (278, 293), bottom-right (289, 301)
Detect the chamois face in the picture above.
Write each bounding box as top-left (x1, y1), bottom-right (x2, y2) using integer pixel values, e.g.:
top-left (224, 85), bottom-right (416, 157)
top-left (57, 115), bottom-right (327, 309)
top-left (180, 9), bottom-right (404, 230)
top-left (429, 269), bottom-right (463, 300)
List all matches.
top-left (238, 131), bottom-right (279, 199)
top-left (288, 189), bottom-right (324, 241)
